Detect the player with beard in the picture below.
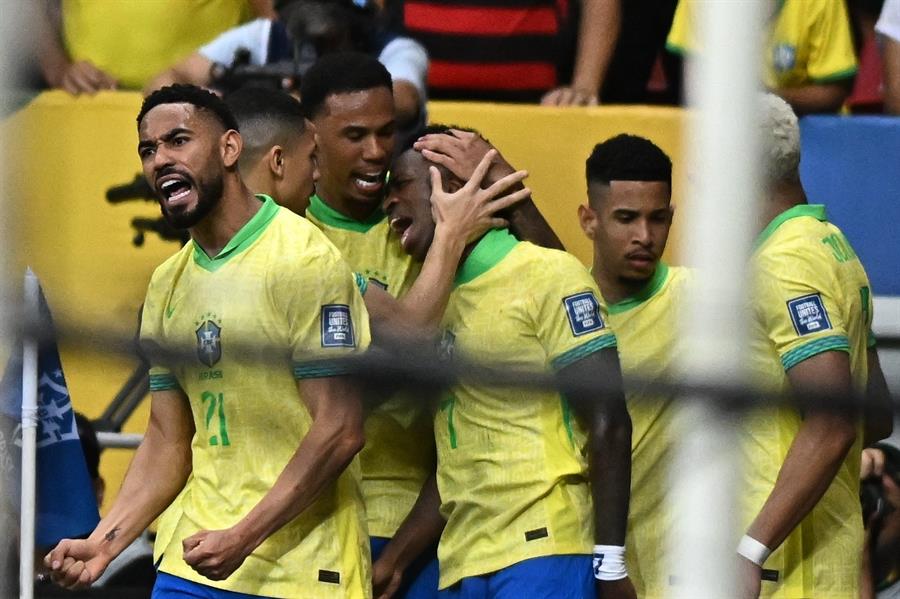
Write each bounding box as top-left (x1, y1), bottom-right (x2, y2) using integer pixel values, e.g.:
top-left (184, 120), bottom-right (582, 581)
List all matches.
top-left (45, 84), bottom-right (373, 599)
top-left (576, 134), bottom-right (692, 599)
top-left (377, 127), bottom-right (635, 599)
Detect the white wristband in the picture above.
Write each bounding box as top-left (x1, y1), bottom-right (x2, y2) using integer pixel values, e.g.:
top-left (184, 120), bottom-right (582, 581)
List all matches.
top-left (592, 544), bottom-right (627, 581)
top-left (736, 534), bottom-right (771, 567)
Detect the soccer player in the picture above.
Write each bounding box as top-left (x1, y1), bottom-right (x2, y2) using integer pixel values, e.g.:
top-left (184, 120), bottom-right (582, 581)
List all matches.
top-left (45, 84), bottom-right (373, 598)
top-left (224, 86), bottom-right (317, 215)
top-left (576, 134), bottom-right (691, 599)
top-left (736, 94), bottom-right (892, 598)
top-left (379, 127), bottom-right (635, 599)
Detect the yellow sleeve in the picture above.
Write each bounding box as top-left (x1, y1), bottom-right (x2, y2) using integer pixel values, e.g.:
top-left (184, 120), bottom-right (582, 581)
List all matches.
top-left (140, 273), bottom-right (181, 392)
top-left (666, 0), bottom-right (693, 55)
top-left (530, 254), bottom-right (617, 371)
top-left (756, 252), bottom-right (850, 372)
top-left (273, 247), bottom-right (371, 379)
top-left (807, 0), bottom-right (858, 82)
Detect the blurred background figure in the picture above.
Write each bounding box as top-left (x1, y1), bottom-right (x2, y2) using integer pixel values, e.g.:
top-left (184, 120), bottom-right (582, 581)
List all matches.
top-left (146, 0), bottom-right (428, 137)
top-left (876, 0), bottom-right (900, 113)
top-left (399, 0), bottom-right (619, 105)
top-left (666, 0), bottom-right (858, 114)
top-left (860, 443), bottom-right (900, 599)
top-left (36, 0), bottom-right (274, 94)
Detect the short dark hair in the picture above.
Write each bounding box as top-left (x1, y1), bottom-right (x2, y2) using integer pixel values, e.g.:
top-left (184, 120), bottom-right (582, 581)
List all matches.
top-left (74, 412), bottom-right (101, 481)
top-left (137, 84), bottom-right (239, 132)
top-left (300, 51), bottom-right (392, 119)
top-left (226, 86), bottom-right (307, 159)
top-left (586, 134), bottom-right (672, 187)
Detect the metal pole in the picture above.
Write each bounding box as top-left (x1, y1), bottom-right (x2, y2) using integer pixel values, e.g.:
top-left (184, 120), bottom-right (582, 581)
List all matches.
top-left (19, 270), bottom-right (39, 599)
top-left (669, 1), bottom-right (765, 598)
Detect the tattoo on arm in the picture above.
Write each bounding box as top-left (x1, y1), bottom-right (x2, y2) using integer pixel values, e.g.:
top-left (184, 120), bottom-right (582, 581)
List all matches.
top-left (104, 527), bottom-right (121, 543)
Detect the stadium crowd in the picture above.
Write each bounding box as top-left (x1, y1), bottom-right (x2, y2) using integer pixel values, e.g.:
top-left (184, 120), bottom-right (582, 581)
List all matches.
top-left (26, 0), bottom-right (900, 114)
top-left (12, 1), bottom-right (898, 599)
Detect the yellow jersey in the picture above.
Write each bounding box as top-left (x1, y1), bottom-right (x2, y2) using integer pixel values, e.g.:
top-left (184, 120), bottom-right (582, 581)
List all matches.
top-left (306, 194), bottom-right (434, 539)
top-left (746, 203), bottom-right (873, 598)
top-left (62, 0), bottom-right (254, 89)
top-left (667, 0), bottom-right (857, 89)
top-left (606, 263), bottom-right (693, 599)
top-left (141, 196), bottom-right (372, 598)
top-left (436, 230), bottom-right (618, 589)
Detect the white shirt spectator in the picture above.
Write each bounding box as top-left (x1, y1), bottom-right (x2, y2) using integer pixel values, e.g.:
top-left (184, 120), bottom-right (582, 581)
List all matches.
top-left (877, 0), bottom-right (900, 42)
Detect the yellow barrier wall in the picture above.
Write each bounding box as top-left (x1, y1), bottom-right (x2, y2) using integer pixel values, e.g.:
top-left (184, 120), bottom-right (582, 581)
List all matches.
top-left (4, 92), bottom-right (687, 513)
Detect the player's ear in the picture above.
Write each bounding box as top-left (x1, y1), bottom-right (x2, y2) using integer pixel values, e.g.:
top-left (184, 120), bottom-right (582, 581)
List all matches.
top-left (221, 129), bottom-right (243, 169)
top-left (578, 204), bottom-right (598, 239)
top-left (269, 146), bottom-right (285, 178)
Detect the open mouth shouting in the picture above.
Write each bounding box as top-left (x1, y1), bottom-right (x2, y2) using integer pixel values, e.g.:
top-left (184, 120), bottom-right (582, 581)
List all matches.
top-left (156, 172), bottom-right (195, 209)
top-left (389, 214), bottom-right (415, 251)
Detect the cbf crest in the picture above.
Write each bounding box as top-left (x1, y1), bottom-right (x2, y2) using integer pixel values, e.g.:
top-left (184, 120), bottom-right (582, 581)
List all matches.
top-left (195, 313), bottom-right (223, 367)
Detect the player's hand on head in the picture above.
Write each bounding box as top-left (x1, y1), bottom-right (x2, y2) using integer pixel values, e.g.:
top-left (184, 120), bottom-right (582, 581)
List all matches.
top-left (414, 128), bottom-right (515, 185)
top-left (430, 149), bottom-right (530, 244)
top-left (182, 528), bottom-right (250, 581)
top-left (372, 555), bottom-right (404, 599)
top-left (58, 60), bottom-right (118, 95)
top-left (595, 576), bottom-right (638, 599)
top-left (43, 538), bottom-right (109, 590)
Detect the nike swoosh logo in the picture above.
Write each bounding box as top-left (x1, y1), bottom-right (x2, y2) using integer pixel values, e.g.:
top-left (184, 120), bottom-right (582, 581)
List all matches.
top-left (166, 306), bottom-right (175, 319)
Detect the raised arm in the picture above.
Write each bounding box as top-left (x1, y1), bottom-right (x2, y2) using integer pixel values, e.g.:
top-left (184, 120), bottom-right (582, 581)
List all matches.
top-left (370, 151), bottom-right (531, 342)
top-left (414, 129), bottom-right (564, 250)
top-left (181, 375), bottom-right (365, 580)
top-left (45, 388), bottom-right (194, 589)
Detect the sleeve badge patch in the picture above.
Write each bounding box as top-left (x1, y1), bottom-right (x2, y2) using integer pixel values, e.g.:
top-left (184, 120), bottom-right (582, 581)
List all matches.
top-left (787, 293), bottom-right (832, 336)
top-left (563, 292), bottom-right (605, 337)
top-left (321, 304), bottom-right (356, 348)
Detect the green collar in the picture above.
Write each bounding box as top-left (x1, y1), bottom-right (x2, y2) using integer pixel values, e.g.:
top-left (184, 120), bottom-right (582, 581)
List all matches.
top-left (307, 194), bottom-right (386, 232)
top-left (753, 203), bottom-right (827, 252)
top-left (193, 194), bottom-right (279, 272)
top-left (607, 262), bottom-right (670, 315)
top-left (455, 229), bottom-right (519, 287)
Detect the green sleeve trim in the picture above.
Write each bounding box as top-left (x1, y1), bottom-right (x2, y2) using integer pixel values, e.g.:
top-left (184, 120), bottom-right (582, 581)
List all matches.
top-left (551, 334), bottom-right (618, 371)
top-left (781, 335), bottom-right (850, 371)
top-left (293, 361), bottom-right (352, 379)
top-left (810, 66), bottom-right (858, 83)
top-left (149, 373), bottom-right (180, 392)
top-left (665, 41), bottom-right (686, 56)
top-left (868, 330), bottom-right (877, 348)
top-left (354, 272), bottom-right (369, 296)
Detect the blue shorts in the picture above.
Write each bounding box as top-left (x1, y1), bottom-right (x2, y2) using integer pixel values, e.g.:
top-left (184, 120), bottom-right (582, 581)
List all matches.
top-left (438, 555), bottom-right (593, 599)
top-left (371, 536), bottom-right (440, 599)
top-left (152, 572), bottom-right (268, 598)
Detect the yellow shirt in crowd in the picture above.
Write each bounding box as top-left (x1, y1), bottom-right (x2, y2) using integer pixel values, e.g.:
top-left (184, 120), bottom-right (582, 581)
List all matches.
top-left (667, 0), bottom-right (858, 89)
top-left (62, 0), bottom-right (254, 89)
